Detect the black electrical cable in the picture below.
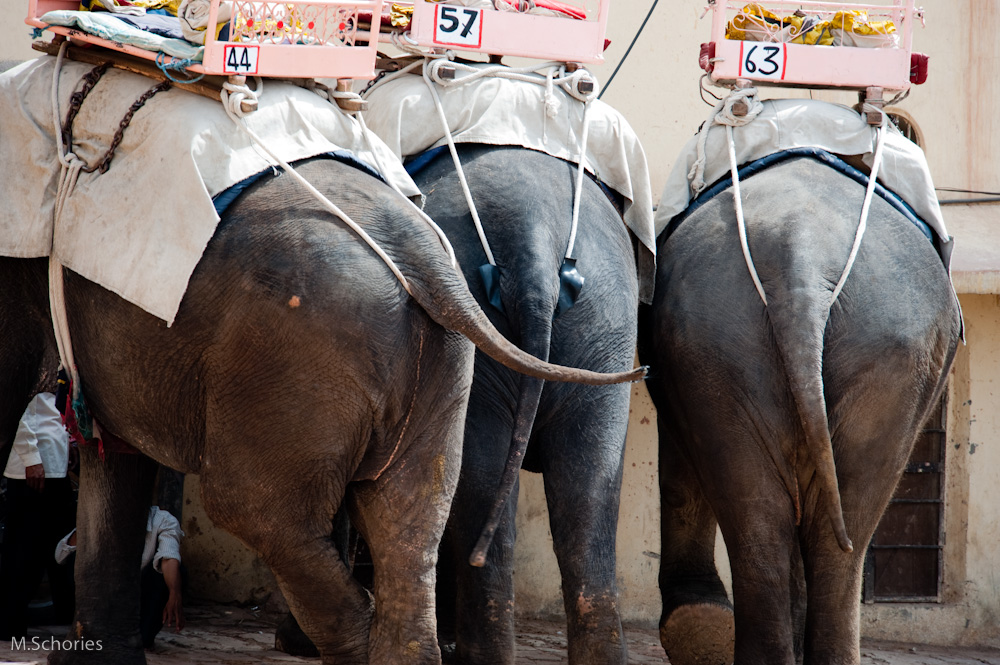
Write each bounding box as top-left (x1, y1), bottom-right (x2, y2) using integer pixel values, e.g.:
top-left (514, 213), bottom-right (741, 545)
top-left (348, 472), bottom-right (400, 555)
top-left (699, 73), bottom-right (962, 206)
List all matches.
top-left (597, 0), bottom-right (659, 99)
top-left (936, 187), bottom-right (1000, 197)
top-left (938, 198), bottom-right (1000, 205)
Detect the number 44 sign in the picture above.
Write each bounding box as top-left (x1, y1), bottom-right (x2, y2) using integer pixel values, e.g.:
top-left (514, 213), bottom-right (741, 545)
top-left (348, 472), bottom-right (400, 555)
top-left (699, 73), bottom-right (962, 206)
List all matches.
top-left (739, 42), bottom-right (786, 81)
top-left (223, 45), bottom-right (260, 75)
top-left (433, 4), bottom-right (484, 49)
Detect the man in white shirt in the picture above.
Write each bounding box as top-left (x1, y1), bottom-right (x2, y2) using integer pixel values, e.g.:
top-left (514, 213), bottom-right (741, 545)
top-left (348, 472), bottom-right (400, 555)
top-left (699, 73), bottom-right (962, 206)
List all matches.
top-left (54, 505), bottom-right (185, 648)
top-left (0, 392), bottom-right (77, 640)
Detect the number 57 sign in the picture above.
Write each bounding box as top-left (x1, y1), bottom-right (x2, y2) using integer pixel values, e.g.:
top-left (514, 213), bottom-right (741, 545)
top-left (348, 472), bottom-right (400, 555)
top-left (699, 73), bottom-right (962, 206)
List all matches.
top-left (433, 4), bottom-right (484, 49)
top-left (738, 42), bottom-right (786, 81)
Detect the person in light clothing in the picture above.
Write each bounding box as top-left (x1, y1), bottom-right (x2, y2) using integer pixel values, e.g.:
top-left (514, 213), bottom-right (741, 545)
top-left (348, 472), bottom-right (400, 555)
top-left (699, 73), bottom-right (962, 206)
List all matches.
top-left (55, 505), bottom-right (185, 648)
top-left (0, 392), bottom-right (76, 639)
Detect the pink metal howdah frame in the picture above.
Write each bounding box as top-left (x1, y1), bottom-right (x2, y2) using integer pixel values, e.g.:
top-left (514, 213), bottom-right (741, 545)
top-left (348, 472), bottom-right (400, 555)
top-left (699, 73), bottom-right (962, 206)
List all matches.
top-left (26, 0), bottom-right (385, 79)
top-left (390, 0), bottom-right (609, 64)
top-left (702, 0), bottom-right (925, 91)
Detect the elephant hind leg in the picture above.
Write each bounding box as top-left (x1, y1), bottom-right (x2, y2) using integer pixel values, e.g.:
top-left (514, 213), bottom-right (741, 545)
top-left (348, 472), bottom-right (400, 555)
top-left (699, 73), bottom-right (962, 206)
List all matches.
top-left (348, 417), bottom-right (465, 665)
top-left (273, 505), bottom-right (353, 658)
top-left (199, 460), bottom-right (373, 665)
top-left (657, 422), bottom-right (734, 665)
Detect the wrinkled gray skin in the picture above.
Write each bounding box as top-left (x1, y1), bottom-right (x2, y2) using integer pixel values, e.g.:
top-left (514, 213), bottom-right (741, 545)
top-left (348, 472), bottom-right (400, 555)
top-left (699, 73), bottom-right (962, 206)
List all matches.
top-left (637, 157), bottom-right (961, 665)
top-left (416, 145), bottom-right (639, 665)
top-left (0, 157), bottom-right (641, 665)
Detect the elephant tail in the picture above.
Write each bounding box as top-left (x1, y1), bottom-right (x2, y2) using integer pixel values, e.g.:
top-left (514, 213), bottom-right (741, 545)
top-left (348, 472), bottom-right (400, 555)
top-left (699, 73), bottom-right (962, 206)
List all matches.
top-left (769, 295), bottom-right (854, 554)
top-left (403, 255), bottom-right (644, 387)
top-left (468, 316), bottom-right (551, 567)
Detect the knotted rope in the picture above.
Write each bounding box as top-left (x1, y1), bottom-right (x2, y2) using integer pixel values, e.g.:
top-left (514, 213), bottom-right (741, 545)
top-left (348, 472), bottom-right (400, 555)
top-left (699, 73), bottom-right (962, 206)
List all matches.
top-left (155, 52), bottom-right (205, 83)
top-left (48, 45), bottom-right (173, 413)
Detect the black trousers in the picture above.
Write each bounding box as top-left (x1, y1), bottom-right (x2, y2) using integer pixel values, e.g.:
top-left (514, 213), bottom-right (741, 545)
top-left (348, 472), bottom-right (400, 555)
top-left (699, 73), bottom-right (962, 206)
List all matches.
top-left (139, 563), bottom-right (168, 648)
top-left (0, 477), bottom-right (77, 639)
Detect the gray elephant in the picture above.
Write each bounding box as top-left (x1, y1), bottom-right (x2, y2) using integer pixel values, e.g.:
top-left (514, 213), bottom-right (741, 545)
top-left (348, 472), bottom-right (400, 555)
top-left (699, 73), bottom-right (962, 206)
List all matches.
top-left (411, 144), bottom-right (639, 665)
top-left (0, 154), bottom-right (642, 665)
top-left (637, 155), bottom-right (961, 664)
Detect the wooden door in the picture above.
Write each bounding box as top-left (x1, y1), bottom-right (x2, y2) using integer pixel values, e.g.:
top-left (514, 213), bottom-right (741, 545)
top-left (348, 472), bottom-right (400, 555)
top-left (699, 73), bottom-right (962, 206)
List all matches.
top-left (863, 396), bottom-right (946, 602)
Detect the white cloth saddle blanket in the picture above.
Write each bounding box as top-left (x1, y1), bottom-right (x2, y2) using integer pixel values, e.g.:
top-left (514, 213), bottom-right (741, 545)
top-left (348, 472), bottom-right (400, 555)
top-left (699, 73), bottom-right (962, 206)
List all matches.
top-left (361, 63), bottom-right (656, 303)
top-left (0, 56), bottom-right (419, 325)
top-left (655, 98), bottom-right (949, 251)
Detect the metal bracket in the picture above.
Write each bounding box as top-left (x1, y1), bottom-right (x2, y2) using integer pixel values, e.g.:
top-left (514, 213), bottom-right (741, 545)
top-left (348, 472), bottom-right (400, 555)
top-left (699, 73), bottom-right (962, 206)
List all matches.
top-left (861, 86), bottom-right (885, 126)
top-left (731, 78), bottom-right (753, 117)
top-left (334, 79), bottom-right (367, 112)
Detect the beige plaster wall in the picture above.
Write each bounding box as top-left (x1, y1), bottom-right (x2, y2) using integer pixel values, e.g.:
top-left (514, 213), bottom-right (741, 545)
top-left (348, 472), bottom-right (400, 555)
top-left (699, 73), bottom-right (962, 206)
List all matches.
top-left (3, 0), bottom-right (997, 646)
top-left (180, 475), bottom-right (280, 608)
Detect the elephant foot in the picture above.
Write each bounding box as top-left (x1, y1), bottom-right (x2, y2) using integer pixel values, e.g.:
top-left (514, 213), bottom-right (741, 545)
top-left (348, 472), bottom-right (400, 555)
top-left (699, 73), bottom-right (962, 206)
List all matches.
top-left (439, 640), bottom-right (457, 664)
top-left (660, 603), bottom-right (734, 665)
top-left (274, 612), bottom-right (319, 658)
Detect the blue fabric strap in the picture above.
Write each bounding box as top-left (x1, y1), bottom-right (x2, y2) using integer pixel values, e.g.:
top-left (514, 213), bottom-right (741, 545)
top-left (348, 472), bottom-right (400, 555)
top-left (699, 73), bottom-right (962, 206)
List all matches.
top-left (403, 145), bottom-right (450, 176)
top-left (213, 151), bottom-right (385, 216)
top-left (663, 147), bottom-right (935, 245)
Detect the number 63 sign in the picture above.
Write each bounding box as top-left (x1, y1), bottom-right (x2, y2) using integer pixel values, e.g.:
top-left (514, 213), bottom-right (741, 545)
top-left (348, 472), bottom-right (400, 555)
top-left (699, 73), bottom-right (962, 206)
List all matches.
top-left (738, 42), bottom-right (786, 81)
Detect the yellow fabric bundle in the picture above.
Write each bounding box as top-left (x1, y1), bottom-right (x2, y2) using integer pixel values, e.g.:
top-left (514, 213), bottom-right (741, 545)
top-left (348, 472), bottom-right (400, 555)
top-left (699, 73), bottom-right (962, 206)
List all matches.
top-left (726, 4), bottom-right (897, 47)
top-left (131, 0), bottom-right (183, 13)
top-left (390, 3), bottom-right (413, 28)
top-left (725, 3), bottom-right (783, 41)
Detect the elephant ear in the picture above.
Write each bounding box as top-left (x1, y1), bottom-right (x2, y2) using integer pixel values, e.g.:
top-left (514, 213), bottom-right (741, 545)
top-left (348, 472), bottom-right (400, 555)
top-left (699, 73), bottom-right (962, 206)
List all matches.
top-left (556, 258), bottom-right (584, 317)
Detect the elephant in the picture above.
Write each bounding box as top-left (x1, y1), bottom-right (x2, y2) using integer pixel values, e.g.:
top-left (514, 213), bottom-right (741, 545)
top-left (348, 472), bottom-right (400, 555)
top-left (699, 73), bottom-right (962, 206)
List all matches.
top-left (637, 155), bottom-right (961, 665)
top-left (0, 155), bottom-right (644, 665)
top-left (412, 144), bottom-right (640, 665)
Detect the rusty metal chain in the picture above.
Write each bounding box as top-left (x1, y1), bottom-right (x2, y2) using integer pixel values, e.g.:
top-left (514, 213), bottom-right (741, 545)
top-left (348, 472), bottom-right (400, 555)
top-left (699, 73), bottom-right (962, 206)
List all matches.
top-left (60, 62), bottom-right (110, 152)
top-left (89, 80), bottom-right (172, 174)
top-left (60, 63), bottom-right (173, 174)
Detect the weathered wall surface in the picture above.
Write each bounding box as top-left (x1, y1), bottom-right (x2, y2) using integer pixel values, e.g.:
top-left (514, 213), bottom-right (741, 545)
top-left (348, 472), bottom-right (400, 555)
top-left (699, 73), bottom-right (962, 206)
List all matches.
top-left (180, 475), bottom-right (280, 609)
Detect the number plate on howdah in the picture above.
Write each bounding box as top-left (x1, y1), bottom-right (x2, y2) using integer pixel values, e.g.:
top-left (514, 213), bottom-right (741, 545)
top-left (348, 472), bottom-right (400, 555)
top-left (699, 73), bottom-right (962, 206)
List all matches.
top-left (224, 44), bottom-right (260, 74)
top-left (739, 42), bottom-right (786, 81)
top-left (432, 3), bottom-right (484, 49)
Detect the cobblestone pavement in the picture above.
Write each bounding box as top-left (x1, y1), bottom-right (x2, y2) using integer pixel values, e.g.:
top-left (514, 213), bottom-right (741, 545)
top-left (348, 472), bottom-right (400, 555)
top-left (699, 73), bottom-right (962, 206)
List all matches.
top-left (3, 602), bottom-right (1000, 664)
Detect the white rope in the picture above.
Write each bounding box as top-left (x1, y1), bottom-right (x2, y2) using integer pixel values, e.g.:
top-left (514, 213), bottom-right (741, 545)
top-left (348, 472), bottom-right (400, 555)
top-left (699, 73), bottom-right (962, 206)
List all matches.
top-left (295, 77), bottom-right (459, 269)
top-left (829, 108), bottom-right (887, 307)
top-left (422, 57), bottom-right (599, 104)
top-left (705, 86), bottom-right (767, 305)
top-left (689, 85), bottom-right (763, 196)
top-left (362, 57), bottom-right (424, 98)
top-left (725, 123), bottom-right (767, 305)
top-left (49, 42), bottom-right (87, 399)
top-left (566, 99), bottom-right (592, 260)
top-left (220, 78), bottom-right (413, 295)
top-left (421, 58), bottom-right (497, 266)
top-left (414, 57), bottom-right (599, 264)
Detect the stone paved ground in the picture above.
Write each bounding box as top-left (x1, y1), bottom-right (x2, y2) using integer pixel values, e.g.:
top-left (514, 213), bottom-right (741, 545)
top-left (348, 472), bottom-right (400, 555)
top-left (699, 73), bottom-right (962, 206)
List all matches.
top-left (2, 602), bottom-right (999, 664)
